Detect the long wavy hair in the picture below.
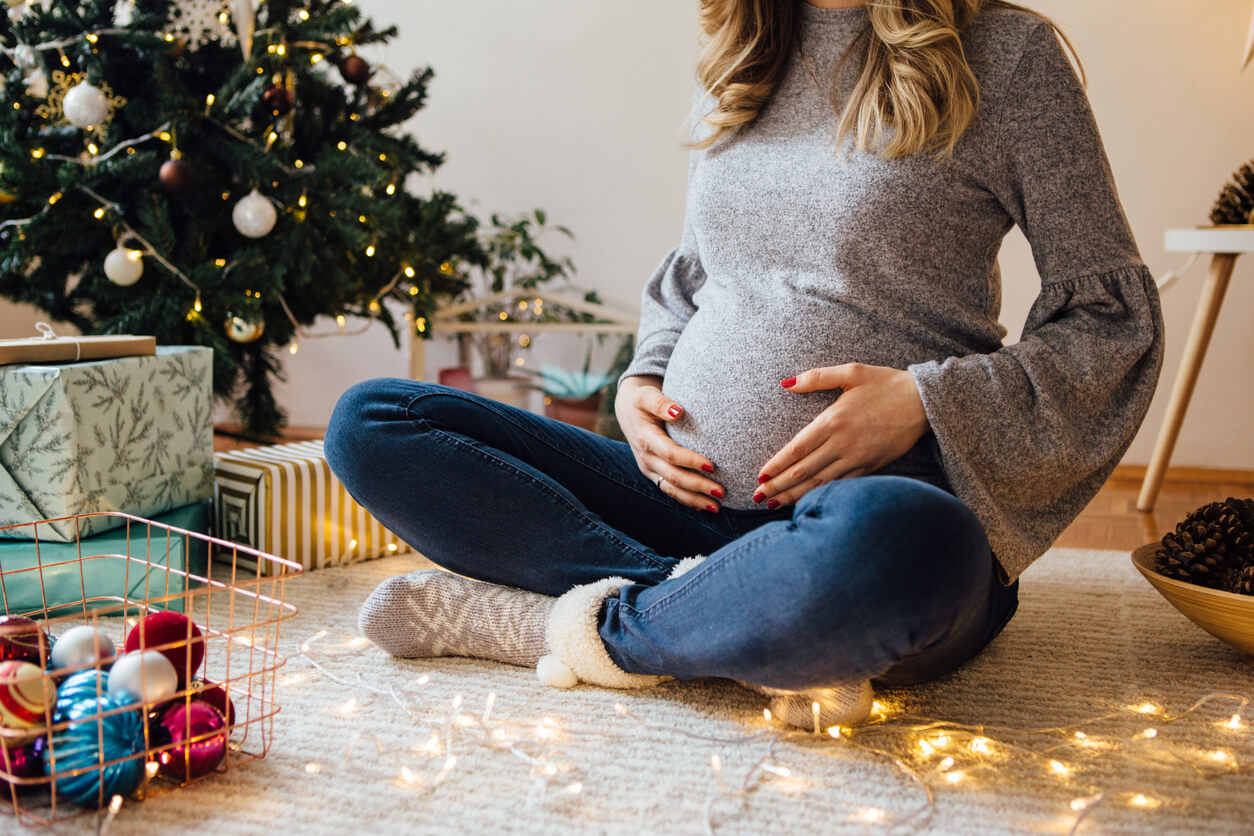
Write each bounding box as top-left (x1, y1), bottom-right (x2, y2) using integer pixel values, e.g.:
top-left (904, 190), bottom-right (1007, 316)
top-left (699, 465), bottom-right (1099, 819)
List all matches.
top-left (689, 0), bottom-right (1083, 158)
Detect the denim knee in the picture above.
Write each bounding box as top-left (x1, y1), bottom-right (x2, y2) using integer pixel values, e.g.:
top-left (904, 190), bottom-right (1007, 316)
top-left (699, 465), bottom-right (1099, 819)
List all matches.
top-left (325, 377), bottom-right (422, 491)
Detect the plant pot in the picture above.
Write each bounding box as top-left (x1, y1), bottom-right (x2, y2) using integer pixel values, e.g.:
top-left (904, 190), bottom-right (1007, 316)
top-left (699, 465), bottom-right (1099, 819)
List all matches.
top-left (544, 393), bottom-right (605, 432)
top-left (472, 375), bottom-right (532, 410)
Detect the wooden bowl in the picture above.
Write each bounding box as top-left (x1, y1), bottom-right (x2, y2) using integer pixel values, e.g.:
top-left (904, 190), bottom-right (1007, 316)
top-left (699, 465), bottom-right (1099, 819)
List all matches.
top-left (1132, 543), bottom-right (1254, 662)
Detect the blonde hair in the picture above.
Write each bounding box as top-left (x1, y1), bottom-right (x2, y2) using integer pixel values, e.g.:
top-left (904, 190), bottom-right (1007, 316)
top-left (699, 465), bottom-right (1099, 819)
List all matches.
top-left (689, 0), bottom-right (1084, 158)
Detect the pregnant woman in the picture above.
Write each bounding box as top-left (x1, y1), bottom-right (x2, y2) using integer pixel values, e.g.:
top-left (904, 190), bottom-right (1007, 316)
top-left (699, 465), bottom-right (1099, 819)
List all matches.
top-left (326, 0), bottom-right (1163, 729)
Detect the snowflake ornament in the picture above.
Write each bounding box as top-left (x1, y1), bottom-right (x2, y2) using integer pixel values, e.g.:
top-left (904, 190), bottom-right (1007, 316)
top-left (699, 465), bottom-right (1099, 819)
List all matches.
top-left (168, 0), bottom-right (236, 51)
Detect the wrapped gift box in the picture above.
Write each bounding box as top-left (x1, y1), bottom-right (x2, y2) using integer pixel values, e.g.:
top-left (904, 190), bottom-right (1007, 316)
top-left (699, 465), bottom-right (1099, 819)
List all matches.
top-left (214, 440), bottom-right (410, 574)
top-left (0, 500), bottom-right (211, 618)
top-left (0, 346), bottom-right (214, 542)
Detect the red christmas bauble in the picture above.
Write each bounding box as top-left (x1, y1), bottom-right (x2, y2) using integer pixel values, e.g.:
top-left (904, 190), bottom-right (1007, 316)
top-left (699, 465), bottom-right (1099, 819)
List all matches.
top-left (338, 54), bottom-right (370, 85)
top-left (262, 84), bottom-right (294, 116)
top-left (159, 159), bottom-right (196, 193)
top-left (124, 612), bottom-right (204, 686)
top-left (0, 617), bottom-right (48, 666)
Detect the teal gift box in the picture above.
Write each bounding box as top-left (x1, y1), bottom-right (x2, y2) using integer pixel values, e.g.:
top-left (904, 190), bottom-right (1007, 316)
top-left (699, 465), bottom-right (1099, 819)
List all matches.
top-left (0, 500), bottom-right (211, 618)
top-left (0, 346), bottom-right (214, 542)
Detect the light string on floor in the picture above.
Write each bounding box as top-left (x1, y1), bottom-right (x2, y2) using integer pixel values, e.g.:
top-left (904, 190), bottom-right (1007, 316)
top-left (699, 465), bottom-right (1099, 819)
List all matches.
top-left (293, 630), bottom-right (1253, 833)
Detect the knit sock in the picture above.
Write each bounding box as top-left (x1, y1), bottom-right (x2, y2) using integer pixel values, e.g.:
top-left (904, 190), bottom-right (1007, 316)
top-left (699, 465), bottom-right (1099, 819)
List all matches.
top-left (358, 569), bottom-right (553, 666)
top-left (766, 681), bottom-right (875, 730)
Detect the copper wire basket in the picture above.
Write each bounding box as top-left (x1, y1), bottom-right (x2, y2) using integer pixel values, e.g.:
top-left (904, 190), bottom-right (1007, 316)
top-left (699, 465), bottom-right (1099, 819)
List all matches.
top-left (0, 511), bottom-right (302, 826)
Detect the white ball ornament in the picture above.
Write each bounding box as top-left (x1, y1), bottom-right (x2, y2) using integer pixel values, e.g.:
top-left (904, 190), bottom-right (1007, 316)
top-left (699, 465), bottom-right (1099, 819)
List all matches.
top-left (107, 650), bottom-right (178, 706)
top-left (232, 189), bottom-right (277, 238)
top-left (103, 245), bottom-right (144, 286)
top-left (62, 80), bottom-right (110, 129)
top-left (49, 625), bottom-right (116, 671)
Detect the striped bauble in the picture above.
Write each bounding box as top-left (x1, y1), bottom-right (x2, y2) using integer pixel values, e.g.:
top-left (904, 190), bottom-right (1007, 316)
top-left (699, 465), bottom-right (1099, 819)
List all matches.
top-left (0, 660), bottom-right (53, 734)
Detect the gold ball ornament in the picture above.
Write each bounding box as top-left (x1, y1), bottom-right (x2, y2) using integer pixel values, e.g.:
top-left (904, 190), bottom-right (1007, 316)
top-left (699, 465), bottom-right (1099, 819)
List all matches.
top-left (224, 310), bottom-right (265, 343)
top-left (103, 246), bottom-right (144, 286)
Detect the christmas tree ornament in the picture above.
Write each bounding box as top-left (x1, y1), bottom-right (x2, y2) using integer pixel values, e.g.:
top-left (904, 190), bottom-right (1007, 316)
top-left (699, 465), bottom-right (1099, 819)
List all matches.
top-left (230, 0), bottom-right (254, 59)
top-left (48, 677), bottom-right (145, 807)
top-left (338, 54), bottom-right (370, 85)
top-left (170, 0), bottom-right (235, 51)
top-left (103, 245), bottom-right (144, 286)
top-left (0, 737), bottom-right (46, 793)
top-left (24, 67), bottom-right (48, 99)
top-left (191, 679), bottom-right (236, 725)
top-left (0, 616), bottom-right (48, 665)
top-left (157, 701), bottom-right (227, 777)
top-left (0, 660), bottom-right (54, 738)
top-left (159, 156), bottom-right (196, 193)
top-left (36, 71), bottom-right (126, 126)
top-left (125, 612), bottom-right (204, 686)
top-left (49, 625), bottom-right (116, 672)
top-left (232, 188), bottom-right (277, 238)
top-left (224, 310), bottom-right (265, 343)
top-left (53, 669), bottom-right (107, 717)
top-left (107, 650), bottom-right (178, 706)
top-left (62, 81), bottom-right (110, 129)
top-left (112, 0), bottom-right (136, 27)
top-left (262, 83), bottom-right (294, 116)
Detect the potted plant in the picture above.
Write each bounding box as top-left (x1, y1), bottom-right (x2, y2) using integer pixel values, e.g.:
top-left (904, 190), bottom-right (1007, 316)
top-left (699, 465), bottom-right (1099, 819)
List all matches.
top-left (448, 209), bottom-right (609, 408)
top-left (521, 353), bottom-right (615, 433)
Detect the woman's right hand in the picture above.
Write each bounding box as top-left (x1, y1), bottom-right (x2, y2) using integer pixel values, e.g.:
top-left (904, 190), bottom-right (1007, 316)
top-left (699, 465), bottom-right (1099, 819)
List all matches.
top-left (615, 375), bottom-right (724, 512)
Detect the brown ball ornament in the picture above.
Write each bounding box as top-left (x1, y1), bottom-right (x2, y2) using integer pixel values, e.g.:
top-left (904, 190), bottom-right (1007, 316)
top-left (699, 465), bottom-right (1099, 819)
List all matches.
top-left (338, 54), bottom-right (370, 85)
top-left (262, 84), bottom-right (294, 116)
top-left (159, 158), bottom-right (196, 193)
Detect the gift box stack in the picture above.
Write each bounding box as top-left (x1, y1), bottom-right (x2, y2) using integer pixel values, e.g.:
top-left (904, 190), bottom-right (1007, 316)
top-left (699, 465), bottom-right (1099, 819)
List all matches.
top-left (0, 336), bottom-right (215, 615)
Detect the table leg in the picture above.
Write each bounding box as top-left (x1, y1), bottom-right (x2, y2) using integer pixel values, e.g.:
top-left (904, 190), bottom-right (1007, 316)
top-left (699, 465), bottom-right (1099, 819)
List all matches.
top-left (1136, 252), bottom-right (1238, 512)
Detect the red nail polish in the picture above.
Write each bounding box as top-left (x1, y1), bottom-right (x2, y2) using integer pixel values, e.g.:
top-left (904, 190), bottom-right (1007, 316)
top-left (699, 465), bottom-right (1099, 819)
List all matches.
top-left (710, 487), bottom-right (724, 499)
top-left (766, 499), bottom-right (780, 510)
top-left (706, 504), bottom-right (718, 513)
top-left (667, 405), bottom-right (682, 418)
top-left (753, 492), bottom-right (765, 504)
top-left (780, 377), bottom-right (797, 388)
top-left (701, 463), bottom-right (715, 473)
top-left (758, 474), bottom-right (771, 484)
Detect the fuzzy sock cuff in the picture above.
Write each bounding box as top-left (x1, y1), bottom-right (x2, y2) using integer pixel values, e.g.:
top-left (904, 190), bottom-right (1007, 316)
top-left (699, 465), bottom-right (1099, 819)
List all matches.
top-left (667, 555), bottom-right (707, 579)
top-left (537, 576), bottom-right (667, 690)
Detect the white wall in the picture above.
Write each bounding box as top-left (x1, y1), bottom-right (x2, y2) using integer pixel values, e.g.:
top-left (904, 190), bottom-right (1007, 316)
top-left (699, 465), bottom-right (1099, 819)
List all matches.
top-left (4, 0), bottom-right (1254, 470)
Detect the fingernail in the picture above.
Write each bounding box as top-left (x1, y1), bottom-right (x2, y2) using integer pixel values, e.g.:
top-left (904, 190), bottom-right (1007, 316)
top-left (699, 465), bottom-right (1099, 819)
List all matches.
top-left (780, 377), bottom-right (796, 388)
top-left (757, 474), bottom-right (771, 484)
top-left (753, 492), bottom-right (765, 504)
top-left (701, 463), bottom-right (715, 473)
top-left (706, 504), bottom-right (718, 513)
top-left (766, 499), bottom-right (780, 510)
top-left (667, 405), bottom-right (682, 418)
top-left (710, 487), bottom-right (724, 499)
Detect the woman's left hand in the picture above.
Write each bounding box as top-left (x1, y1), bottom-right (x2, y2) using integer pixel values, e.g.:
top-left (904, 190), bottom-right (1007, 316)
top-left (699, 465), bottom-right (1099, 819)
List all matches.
top-left (754, 363), bottom-right (931, 509)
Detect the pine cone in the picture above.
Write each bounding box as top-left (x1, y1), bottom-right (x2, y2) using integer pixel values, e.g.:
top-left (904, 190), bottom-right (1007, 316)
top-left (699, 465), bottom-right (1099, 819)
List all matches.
top-left (1154, 500), bottom-right (1252, 589)
top-left (1235, 565), bottom-right (1254, 596)
top-left (1209, 162), bottom-right (1254, 225)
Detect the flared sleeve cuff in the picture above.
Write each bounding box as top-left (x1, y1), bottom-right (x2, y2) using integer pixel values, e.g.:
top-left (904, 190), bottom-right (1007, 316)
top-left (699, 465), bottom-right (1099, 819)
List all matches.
top-left (619, 246), bottom-right (706, 385)
top-left (908, 263), bottom-right (1164, 582)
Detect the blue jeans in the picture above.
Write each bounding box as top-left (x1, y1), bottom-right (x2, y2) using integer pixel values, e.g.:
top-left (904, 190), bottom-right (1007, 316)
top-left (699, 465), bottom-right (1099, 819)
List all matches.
top-left (325, 379), bottom-right (1018, 690)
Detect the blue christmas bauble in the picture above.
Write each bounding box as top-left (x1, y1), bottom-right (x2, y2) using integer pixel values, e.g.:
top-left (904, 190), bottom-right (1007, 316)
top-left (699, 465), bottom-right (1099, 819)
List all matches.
top-left (46, 670), bottom-right (146, 807)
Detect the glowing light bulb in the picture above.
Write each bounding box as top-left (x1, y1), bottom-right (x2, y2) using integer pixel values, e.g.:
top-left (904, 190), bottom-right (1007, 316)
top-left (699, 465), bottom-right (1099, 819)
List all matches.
top-left (945, 771), bottom-right (964, 784)
top-left (1143, 728), bottom-right (1158, 739)
top-left (939, 757), bottom-right (955, 770)
top-left (1050, 760), bottom-right (1069, 776)
top-left (404, 265), bottom-right (415, 278)
top-left (827, 726), bottom-right (842, 739)
top-left (93, 207), bottom-right (105, 219)
top-left (971, 737), bottom-right (991, 754)
top-left (1226, 714), bottom-right (1245, 730)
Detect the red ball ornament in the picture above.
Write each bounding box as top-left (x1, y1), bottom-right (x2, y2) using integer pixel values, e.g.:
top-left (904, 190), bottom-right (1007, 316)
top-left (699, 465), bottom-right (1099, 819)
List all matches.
top-left (262, 84), bottom-right (294, 116)
top-left (124, 612), bottom-right (204, 686)
top-left (338, 54), bottom-right (370, 85)
top-left (159, 158), bottom-right (196, 193)
top-left (191, 679), bottom-right (236, 726)
top-left (0, 617), bottom-right (48, 665)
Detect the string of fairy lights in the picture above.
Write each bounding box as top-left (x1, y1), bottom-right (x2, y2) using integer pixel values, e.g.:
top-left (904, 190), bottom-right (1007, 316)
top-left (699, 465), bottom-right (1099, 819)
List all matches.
top-left (282, 629), bottom-right (1253, 833)
top-left (1, 4), bottom-right (449, 355)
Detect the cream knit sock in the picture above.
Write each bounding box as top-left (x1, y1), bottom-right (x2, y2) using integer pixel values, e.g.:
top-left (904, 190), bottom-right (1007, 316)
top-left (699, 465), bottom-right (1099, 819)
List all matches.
top-left (358, 569), bottom-right (552, 666)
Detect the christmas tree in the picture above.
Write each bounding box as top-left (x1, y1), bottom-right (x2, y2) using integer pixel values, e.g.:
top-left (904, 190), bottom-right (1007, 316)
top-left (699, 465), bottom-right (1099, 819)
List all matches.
top-left (0, 0), bottom-right (485, 435)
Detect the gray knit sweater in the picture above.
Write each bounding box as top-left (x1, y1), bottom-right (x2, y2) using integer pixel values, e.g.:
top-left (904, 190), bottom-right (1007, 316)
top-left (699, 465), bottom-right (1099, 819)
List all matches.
top-left (620, 2), bottom-right (1164, 583)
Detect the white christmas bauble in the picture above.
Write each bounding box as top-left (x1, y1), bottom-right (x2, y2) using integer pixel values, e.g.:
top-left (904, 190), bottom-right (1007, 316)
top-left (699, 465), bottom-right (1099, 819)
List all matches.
top-left (113, 0), bottom-right (135, 27)
top-left (62, 81), bottom-right (109, 129)
top-left (49, 625), bottom-right (116, 671)
top-left (103, 246), bottom-right (144, 286)
top-left (108, 650), bottom-right (178, 705)
top-left (232, 188), bottom-right (277, 238)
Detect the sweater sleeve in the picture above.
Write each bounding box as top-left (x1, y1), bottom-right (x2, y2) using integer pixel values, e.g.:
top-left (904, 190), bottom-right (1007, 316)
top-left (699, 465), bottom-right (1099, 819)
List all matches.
top-left (907, 21), bottom-right (1165, 582)
top-left (619, 82), bottom-right (711, 383)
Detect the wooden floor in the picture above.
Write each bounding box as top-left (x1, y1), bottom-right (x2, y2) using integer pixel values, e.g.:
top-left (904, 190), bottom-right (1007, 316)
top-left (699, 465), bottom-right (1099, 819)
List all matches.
top-left (213, 426), bottom-right (1254, 552)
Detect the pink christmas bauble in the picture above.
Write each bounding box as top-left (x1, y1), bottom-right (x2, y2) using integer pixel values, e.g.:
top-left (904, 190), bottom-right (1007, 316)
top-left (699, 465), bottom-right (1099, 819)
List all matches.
top-left (125, 612), bottom-right (204, 686)
top-left (191, 680), bottom-right (236, 726)
top-left (158, 702), bottom-right (226, 778)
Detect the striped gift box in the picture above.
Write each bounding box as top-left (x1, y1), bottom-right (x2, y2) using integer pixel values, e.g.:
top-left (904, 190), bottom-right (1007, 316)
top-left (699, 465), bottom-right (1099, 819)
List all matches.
top-left (213, 440), bottom-right (409, 573)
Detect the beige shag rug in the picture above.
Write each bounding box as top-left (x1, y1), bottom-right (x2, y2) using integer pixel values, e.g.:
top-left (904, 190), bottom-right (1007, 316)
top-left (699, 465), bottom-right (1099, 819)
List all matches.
top-left (79, 549), bottom-right (1254, 834)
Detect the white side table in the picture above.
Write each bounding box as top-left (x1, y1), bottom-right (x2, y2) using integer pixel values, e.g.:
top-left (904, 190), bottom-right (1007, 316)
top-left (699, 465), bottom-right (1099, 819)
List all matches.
top-left (1136, 227), bottom-right (1254, 511)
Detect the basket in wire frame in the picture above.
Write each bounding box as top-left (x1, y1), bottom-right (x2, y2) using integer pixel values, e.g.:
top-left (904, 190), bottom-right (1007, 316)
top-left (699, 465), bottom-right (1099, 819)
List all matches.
top-left (0, 511), bottom-right (302, 827)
